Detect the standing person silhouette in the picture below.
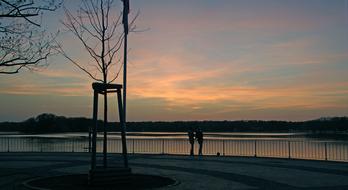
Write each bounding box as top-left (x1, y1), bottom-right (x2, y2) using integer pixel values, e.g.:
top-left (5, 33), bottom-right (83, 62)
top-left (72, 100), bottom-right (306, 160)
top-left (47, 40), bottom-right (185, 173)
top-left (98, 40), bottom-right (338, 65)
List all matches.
top-left (188, 127), bottom-right (195, 156)
top-left (196, 128), bottom-right (204, 156)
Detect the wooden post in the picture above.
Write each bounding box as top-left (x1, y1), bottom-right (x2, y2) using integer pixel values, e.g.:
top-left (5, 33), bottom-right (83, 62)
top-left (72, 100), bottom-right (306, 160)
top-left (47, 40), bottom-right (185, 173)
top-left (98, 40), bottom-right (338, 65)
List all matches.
top-left (117, 89), bottom-right (128, 168)
top-left (103, 92), bottom-right (108, 168)
top-left (91, 90), bottom-right (98, 171)
top-left (89, 83), bottom-right (129, 174)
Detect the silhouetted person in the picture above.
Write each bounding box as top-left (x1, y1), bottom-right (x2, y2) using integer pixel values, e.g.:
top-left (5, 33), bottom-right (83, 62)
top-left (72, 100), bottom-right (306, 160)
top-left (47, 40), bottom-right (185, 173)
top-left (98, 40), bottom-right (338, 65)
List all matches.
top-left (188, 127), bottom-right (195, 156)
top-left (196, 128), bottom-right (203, 156)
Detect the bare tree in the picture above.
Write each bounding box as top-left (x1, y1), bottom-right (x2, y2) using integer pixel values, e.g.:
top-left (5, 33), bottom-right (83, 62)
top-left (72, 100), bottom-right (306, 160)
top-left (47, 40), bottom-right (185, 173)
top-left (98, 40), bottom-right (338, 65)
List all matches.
top-left (0, 0), bottom-right (62, 74)
top-left (56, 0), bottom-right (137, 167)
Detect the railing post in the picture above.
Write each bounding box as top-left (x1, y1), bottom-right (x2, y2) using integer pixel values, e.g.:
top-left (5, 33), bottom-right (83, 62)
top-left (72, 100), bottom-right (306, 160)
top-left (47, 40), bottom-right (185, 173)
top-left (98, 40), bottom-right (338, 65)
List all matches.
top-left (72, 139), bottom-right (75, 153)
top-left (162, 139), bottom-right (165, 154)
top-left (132, 139), bottom-right (135, 154)
top-left (222, 140), bottom-right (225, 156)
top-left (7, 137), bottom-right (10, 152)
top-left (254, 140), bottom-right (257, 157)
top-left (288, 141), bottom-right (291, 159)
top-left (88, 126), bottom-right (92, 153)
top-left (31, 137), bottom-right (34, 152)
top-left (325, 142), bottom-right (328, 161)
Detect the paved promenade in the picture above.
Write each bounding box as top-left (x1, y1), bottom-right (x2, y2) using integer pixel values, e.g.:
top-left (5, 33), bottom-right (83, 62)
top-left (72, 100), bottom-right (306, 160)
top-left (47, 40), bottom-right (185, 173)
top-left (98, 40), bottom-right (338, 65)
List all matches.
top-left (1, 152), bottom-right (348, 190)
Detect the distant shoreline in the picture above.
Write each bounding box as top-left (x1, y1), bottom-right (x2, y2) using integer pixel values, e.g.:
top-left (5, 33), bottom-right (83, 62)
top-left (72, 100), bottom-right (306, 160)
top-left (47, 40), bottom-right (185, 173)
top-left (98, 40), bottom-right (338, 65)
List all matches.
top-left (1, 114), bottom-right (347, 138)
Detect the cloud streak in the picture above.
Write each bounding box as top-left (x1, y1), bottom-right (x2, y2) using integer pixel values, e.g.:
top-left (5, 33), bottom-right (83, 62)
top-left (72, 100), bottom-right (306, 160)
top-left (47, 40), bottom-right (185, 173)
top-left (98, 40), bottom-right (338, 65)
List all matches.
top-left (1, 0), bottom-right (347, 121)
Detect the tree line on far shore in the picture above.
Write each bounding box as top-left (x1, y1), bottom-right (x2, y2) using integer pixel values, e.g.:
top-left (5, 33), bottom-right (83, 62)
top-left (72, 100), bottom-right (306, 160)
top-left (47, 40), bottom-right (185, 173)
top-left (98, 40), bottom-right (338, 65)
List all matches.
top-left (0, 113), bottom-right (347, 134)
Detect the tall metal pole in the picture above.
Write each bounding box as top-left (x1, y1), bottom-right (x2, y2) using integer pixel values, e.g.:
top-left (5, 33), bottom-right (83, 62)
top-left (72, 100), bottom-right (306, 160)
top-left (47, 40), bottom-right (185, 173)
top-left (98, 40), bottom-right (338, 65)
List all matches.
top-left (121, 0), bottom-right (129, 168)
top-left (123, 29), bottom-right (128, 129)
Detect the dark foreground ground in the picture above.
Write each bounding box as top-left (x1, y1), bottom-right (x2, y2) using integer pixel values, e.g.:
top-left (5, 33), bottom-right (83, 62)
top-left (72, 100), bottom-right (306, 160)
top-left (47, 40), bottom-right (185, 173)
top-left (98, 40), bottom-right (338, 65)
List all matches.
top-left (1, 152), bottom-right (348, 190)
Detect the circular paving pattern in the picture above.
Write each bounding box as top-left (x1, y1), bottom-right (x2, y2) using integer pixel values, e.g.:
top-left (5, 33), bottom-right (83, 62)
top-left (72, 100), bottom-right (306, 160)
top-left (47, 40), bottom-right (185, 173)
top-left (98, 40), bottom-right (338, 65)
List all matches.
top-left (0, 152), bottom-right (348, 190)
top-left (25, 174), bottom-right (176, 190)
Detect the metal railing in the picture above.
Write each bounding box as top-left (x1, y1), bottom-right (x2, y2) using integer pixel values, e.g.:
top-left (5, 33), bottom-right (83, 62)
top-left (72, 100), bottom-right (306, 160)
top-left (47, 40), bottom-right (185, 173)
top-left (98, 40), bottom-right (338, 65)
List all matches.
top-left (1, 137), bottom-right (347, 162)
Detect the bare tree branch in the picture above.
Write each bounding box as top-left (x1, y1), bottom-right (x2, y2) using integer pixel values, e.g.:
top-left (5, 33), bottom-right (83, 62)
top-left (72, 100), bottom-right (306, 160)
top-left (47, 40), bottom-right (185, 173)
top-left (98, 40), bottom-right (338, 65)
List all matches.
top-left (0, 0), bottom-right (62, 74)
top-left (58, 0), bottom-right (137, 84)
top-left (55, 41), bottom-right (103, 82)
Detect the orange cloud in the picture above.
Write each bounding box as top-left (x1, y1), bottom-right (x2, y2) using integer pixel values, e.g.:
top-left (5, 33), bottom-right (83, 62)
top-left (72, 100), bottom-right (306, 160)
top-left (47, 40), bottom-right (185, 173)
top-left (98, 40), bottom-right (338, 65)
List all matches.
top-left (0, 83), bottom-right (91, 96)
top-left (128, 58), bottom-right (348, 111)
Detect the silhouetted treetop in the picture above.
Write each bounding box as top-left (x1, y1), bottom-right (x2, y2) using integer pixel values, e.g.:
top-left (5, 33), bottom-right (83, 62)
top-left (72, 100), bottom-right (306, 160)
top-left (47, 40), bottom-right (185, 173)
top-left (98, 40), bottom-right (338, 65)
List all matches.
top-left (0, 113), bottom-right (347, 134)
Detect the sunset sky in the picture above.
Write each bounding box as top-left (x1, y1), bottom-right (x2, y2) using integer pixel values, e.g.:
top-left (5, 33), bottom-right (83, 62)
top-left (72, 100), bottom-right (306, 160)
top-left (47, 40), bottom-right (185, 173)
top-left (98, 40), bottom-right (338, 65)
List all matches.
top-left (1, 0), bottom-right (348, 122)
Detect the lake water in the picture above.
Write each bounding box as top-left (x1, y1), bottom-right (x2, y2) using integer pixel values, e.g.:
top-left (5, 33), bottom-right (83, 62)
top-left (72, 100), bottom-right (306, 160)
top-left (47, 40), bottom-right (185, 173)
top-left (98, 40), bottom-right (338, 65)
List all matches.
top-left (0, 131), bottom-right (330, 140)
top-left (0, 132), bottom-right (347, 162)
